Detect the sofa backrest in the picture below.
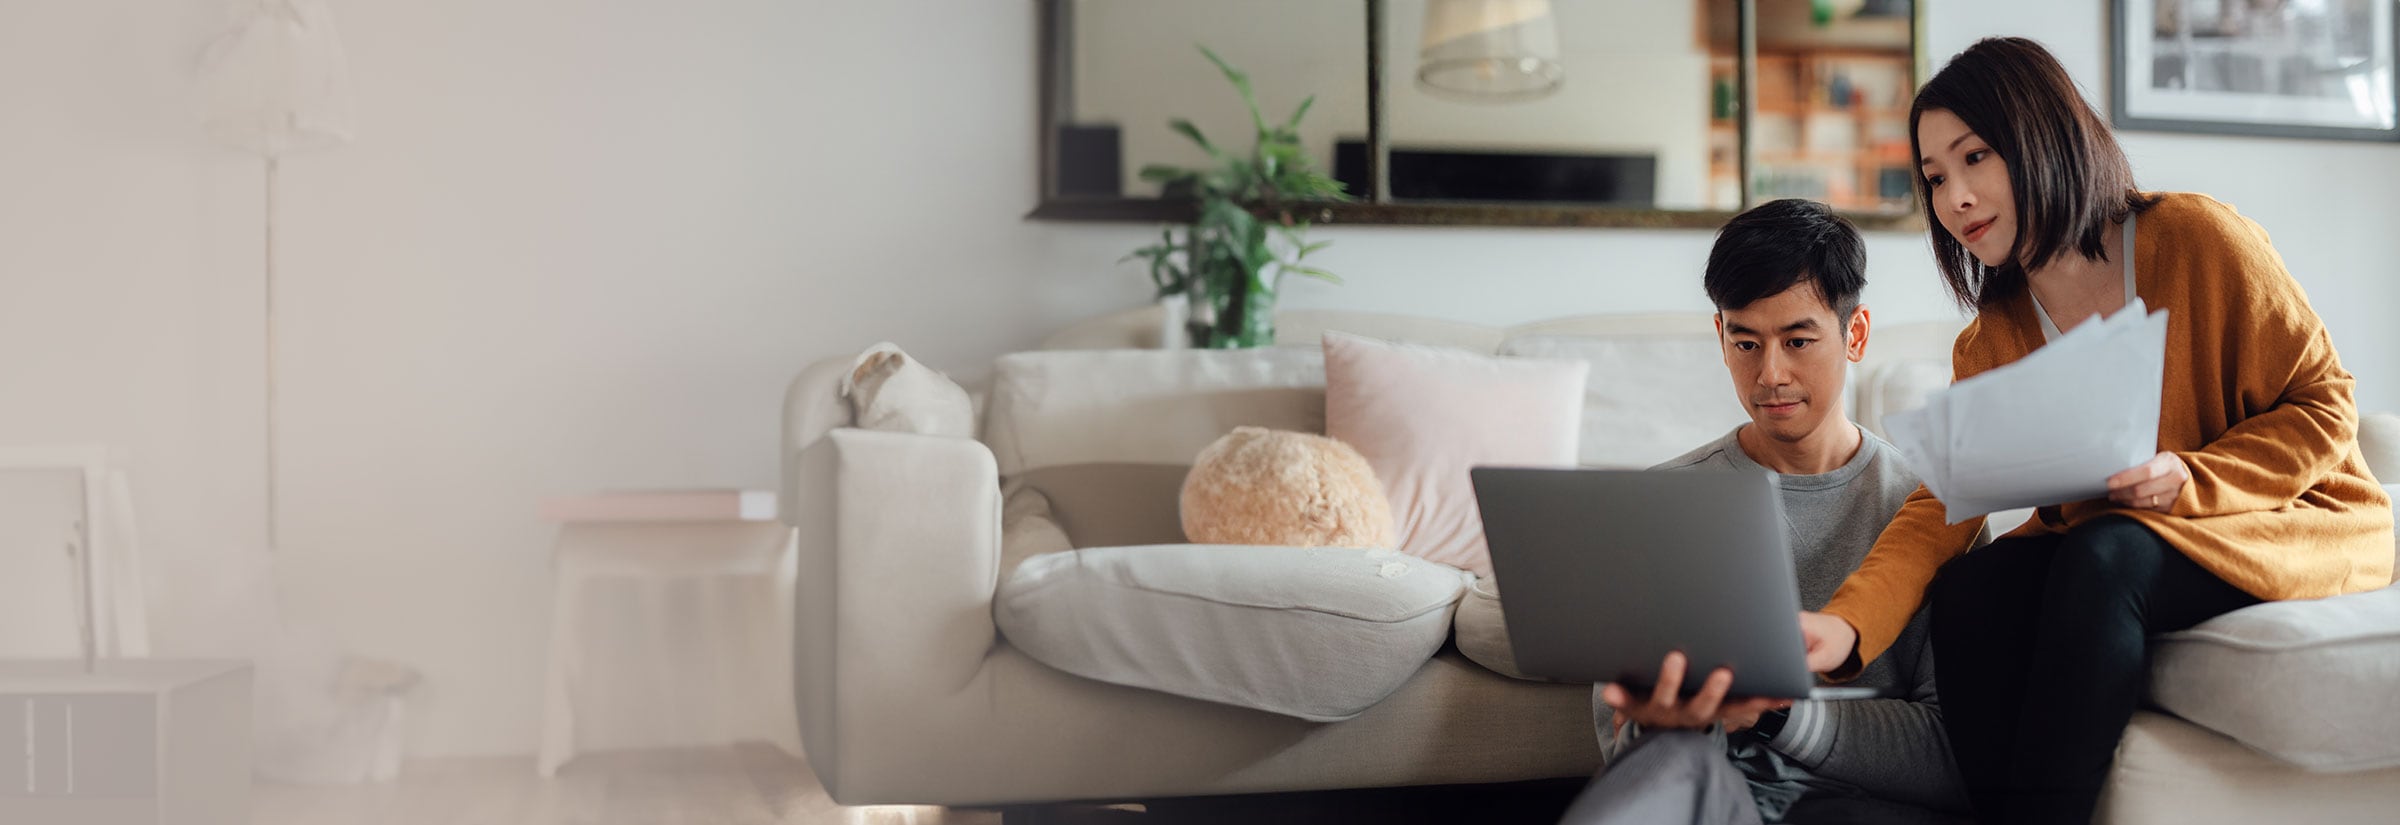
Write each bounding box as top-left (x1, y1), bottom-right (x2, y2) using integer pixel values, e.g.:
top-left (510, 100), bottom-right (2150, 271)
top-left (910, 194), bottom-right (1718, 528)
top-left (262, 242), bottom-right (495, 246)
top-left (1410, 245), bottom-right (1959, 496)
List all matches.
top-left (1499, 332), bottom-right (1749, 469)
top-left (1015, 308), bottom-right (1965, 463)
top-left (984, 348), bottom-right (1328, 475)
top-left (983, 348), bottom-right (1327, 548)
top-left (996, 308), bottom-right (1967, 547)
top-left (983, 333), bottom-right (1774, 474)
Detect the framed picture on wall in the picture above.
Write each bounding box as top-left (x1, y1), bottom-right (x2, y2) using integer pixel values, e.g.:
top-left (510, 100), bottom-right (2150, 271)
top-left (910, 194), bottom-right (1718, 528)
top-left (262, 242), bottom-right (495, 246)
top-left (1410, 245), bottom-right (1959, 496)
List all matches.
top-left (2113, 0), bottom-right (2400, 141)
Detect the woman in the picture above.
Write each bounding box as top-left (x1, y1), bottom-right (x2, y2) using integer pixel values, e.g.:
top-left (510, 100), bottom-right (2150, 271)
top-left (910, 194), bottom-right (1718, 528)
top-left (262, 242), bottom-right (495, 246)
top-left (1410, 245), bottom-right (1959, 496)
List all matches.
top-left (1797, 37), bottom-right (2393, 825)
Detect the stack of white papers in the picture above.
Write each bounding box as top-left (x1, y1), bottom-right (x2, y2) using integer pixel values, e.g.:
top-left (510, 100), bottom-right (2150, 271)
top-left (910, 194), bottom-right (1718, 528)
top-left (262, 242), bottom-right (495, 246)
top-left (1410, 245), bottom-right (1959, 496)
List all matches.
top-left (1884, 300), bottom-right (2169, 524)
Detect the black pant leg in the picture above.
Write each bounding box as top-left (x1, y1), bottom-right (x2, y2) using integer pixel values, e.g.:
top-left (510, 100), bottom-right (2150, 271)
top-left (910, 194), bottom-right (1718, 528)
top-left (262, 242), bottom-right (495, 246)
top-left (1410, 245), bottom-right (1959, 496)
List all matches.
top-left (1926, 535), bottom-right (2061, 821)
top-left (2003, 516), bottom-right (2263, 824)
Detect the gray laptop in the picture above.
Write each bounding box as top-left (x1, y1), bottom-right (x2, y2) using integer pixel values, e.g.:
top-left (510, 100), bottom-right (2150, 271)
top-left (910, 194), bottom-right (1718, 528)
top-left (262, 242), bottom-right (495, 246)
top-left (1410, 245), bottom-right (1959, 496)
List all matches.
top-left (1470, 466), bottom-right (1879, 701)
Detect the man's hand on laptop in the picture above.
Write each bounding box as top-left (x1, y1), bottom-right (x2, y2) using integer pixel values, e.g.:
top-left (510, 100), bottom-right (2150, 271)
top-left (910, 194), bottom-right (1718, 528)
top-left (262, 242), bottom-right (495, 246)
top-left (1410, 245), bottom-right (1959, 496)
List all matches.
top-left (1599, 650), bottom-right (1792, 732)
top-left (1800, 610), bottom-right (1860, 674)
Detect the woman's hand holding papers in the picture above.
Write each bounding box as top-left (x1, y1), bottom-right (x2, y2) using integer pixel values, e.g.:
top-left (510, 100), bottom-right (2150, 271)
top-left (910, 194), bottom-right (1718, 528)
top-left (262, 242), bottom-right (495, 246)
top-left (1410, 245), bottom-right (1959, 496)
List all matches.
top-left (1599, 650), bottom-right (1791, 733)
top-left (2106, 451), bottom-right (2191, 513)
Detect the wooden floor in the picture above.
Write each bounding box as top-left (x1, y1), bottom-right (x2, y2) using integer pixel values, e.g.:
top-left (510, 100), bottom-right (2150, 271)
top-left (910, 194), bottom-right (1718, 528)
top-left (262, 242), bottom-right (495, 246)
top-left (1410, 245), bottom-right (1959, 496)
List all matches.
top-left (251, 743), bottom-right (1582, 825)
top-left (251, 743), bottom-right (1000, 825)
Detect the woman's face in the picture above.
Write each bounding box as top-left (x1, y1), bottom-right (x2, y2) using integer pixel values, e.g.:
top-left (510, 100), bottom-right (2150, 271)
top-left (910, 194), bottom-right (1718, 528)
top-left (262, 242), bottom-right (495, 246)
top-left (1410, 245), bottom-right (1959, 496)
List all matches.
top-left (1917, 108), bottom-right (2016, 268)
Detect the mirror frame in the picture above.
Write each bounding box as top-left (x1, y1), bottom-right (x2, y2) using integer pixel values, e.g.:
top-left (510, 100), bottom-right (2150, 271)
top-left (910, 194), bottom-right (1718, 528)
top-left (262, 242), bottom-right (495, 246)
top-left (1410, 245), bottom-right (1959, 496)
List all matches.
top-left (1029, 0), bottom-right (1929, 230)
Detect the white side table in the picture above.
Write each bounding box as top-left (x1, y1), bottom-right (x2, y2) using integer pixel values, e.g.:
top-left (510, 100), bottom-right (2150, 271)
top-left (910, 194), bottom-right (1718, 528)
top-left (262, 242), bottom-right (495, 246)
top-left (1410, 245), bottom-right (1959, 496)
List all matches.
top-left (535, 490), bottom-right (793, 777)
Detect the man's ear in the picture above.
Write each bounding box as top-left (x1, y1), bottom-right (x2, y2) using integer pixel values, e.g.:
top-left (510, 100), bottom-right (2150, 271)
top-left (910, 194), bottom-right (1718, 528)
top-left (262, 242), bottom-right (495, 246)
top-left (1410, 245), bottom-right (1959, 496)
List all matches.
top-left (1713, 312), bottom-right (1737, 367)
top-left (1845, 304), bottom-right (1872, 363)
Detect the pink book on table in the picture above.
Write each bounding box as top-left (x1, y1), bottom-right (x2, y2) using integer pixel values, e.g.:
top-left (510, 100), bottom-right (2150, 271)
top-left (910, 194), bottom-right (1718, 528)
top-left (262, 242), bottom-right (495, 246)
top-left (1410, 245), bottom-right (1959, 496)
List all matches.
top-left (538, 489), bottom-right (778, 523)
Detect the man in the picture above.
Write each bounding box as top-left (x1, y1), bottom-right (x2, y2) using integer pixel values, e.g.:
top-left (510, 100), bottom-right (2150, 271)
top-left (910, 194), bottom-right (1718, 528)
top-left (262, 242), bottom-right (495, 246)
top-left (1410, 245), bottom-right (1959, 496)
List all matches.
top-left (1564, 199), bottom-right (1970, 825)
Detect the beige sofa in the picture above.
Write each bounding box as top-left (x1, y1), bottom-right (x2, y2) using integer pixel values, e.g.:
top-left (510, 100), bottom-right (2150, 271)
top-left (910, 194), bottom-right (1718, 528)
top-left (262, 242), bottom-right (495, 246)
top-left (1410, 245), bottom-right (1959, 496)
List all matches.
top-left (782, 307), bottom-right (2400, 821)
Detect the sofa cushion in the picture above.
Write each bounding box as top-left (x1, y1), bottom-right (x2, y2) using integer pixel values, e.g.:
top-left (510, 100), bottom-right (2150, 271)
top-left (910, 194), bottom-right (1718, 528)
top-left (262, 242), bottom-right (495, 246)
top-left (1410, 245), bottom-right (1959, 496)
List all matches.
top-left (2358, 414), bottom-right (2400, 486)
top-left (1008, 463), bottom-right (1192, 549)
top-left (983, 349), bottom-right (1327, 475)
top-left (2148, 581), bottom-right (2400, 771)
top-left (1452, 576), bottom-right (1549, 682)
top-left (1854, 357), bottom-right (1952, 442)
top-left (2097, 711), bottom-right (2400, 824)
top-left (1846, 319), bottom-right (1966, 438)
top-left (999, 482), bottom-right (1074, 580)
top-left (1497, 333), bottom-right (1746, 469)
top-left (994, 544), bottom-right (1472, 722)
top-left (1326, 332), bottom-right (1588, 576)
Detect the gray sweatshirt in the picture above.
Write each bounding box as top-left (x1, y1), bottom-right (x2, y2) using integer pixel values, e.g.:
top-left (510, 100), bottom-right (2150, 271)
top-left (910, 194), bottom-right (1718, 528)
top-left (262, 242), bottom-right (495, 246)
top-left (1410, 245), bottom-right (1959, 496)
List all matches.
top-left (1593, 425), bottom-right (1969, 820)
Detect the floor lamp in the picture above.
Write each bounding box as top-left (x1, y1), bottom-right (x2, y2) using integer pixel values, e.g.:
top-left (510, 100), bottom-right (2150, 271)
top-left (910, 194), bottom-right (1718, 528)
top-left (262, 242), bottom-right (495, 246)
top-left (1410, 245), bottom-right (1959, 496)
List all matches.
top-left (198, 0), bottom-right (355, 553)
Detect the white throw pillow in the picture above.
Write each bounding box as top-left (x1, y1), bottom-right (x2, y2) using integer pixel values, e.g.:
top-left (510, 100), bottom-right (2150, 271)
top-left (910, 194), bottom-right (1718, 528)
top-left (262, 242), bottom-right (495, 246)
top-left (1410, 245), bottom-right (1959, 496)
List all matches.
top-left (994, 544), bottom-right (1472, 722)
top-left (840, 341), bottom-right (975, 437)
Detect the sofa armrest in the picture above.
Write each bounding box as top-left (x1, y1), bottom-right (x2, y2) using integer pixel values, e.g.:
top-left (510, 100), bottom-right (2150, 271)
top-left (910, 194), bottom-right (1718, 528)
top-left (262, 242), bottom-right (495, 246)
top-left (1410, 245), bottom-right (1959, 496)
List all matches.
top-left (781, 355), bottom-right (857, 526)
top-left (790, 428), bottom-right (1002, 797)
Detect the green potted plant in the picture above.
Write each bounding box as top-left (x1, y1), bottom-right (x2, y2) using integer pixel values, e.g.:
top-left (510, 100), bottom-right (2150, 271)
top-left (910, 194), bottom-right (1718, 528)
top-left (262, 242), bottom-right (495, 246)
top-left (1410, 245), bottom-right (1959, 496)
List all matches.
top-left (1126, 47), bottom-right (1352, 349)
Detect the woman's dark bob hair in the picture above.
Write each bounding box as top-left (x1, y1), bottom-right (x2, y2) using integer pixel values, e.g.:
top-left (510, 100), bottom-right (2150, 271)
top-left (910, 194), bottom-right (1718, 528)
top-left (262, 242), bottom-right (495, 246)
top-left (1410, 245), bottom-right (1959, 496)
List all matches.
top-left (1912, 37), bottom-right (2156, 311)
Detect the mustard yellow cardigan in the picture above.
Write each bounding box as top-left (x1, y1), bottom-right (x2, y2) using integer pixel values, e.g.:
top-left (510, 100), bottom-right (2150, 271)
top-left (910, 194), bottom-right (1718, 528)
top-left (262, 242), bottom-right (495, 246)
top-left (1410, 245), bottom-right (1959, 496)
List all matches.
top-left (1825, 192), bottom-right (2395, 673)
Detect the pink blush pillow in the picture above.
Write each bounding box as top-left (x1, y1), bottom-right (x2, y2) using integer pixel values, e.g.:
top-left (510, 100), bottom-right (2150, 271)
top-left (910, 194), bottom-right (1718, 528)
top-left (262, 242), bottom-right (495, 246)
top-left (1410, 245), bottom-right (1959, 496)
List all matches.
top-left (1322, 332), bottom-right (1588, 575)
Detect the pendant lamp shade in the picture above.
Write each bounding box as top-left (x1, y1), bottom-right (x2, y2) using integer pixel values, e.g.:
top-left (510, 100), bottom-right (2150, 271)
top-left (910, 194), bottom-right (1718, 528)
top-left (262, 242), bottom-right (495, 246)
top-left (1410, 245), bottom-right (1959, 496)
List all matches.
top-left (1418, 0), bottom-right (1564, 102)
top-left (199, 0), bottom-right (355, 157)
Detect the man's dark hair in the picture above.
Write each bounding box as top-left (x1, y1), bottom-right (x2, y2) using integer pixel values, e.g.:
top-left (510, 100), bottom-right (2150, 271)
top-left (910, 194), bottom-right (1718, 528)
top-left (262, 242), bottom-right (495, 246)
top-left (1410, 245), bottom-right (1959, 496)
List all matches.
top-left (1911, 36), bottom-right (2156, 311)
top-left (1703, 198), bottom-right (1867, 331)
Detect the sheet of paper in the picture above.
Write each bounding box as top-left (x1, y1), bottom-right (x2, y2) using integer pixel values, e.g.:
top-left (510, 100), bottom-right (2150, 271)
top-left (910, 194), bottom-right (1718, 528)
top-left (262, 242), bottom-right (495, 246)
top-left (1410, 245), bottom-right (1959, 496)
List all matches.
top-left (1883, 301), bottom-right (2168, 523)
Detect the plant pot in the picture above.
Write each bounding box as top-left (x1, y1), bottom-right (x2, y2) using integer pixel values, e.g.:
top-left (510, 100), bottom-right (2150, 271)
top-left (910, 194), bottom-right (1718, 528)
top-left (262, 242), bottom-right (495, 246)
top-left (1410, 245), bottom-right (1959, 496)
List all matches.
top-left (1178, 273), bottom-right (1277, 349)
top-left (1206, 281), bottom-right (1276, 348)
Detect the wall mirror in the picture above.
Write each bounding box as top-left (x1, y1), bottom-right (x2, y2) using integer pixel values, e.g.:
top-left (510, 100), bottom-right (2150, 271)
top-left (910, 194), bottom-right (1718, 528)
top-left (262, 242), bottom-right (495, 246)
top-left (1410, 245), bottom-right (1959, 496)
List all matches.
top-left (1033, 0), bottom-right (1925, 229)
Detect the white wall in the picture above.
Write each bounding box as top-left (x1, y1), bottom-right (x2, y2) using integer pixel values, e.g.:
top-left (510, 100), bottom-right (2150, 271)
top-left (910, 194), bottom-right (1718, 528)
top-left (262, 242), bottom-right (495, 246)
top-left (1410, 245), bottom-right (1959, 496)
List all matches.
top-left (0, 0), bottom-right (2391, 759)
top-left (0, 0), bottom-right (1096, 758)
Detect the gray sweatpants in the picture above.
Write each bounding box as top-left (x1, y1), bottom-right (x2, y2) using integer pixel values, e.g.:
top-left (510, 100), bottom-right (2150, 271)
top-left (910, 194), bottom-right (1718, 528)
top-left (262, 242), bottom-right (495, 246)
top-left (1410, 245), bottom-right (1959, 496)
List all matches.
top-left (1558, 731), bottom-right (1762, 825)
top-left (1560, 730), bottom-right (1967, 825)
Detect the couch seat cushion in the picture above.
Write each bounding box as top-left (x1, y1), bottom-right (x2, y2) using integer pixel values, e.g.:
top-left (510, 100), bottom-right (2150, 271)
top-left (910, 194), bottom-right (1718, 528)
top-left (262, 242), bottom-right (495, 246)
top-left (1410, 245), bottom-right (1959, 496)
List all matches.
top-left (995, 544), bottom-right (1471, 722)
top-left (2098, 711), bottom-right (2400, 824)
top-left (2148, 582), bottom-right (2400, 771)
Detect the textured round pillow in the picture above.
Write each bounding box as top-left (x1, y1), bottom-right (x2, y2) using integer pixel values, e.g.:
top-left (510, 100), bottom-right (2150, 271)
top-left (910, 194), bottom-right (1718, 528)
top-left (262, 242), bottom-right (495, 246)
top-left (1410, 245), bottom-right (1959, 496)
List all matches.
top-left (1181, 427), bottom-right (1395, 548)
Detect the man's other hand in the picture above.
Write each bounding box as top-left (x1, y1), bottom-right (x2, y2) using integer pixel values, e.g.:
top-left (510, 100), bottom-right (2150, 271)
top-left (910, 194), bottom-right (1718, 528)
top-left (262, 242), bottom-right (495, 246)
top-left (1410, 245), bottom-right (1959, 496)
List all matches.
top-left (1599, 650), bottom-right (1790, 732)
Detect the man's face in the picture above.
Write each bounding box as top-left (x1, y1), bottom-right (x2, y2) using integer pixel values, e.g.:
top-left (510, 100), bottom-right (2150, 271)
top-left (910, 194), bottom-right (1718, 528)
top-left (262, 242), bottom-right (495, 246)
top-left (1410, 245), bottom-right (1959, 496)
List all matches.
top-left (1715, 282), bottom-right (1870, 445)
